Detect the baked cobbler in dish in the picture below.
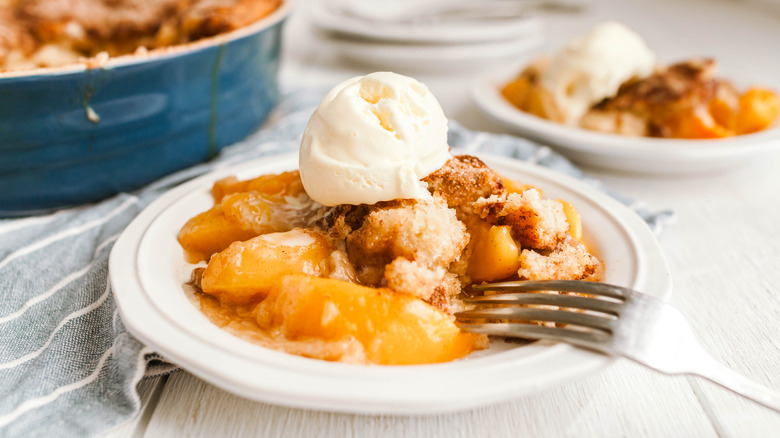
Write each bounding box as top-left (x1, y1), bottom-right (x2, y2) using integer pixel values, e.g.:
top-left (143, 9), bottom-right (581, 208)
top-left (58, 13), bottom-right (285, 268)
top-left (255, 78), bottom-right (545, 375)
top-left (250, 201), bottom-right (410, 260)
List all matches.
top-left (501, 22), bottom-right (779, 138)
top-left (0, 0), bottom-right (281, 71)
top-left (177, 73), bottom-right (604, 365)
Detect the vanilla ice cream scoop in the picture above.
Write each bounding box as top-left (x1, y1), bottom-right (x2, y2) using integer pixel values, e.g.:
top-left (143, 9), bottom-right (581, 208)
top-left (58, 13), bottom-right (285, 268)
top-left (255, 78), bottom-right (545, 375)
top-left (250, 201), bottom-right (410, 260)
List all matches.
top-left (299, 72), bottom-right (451, 206)
top-left (541, 22), bottom-right (656, 124)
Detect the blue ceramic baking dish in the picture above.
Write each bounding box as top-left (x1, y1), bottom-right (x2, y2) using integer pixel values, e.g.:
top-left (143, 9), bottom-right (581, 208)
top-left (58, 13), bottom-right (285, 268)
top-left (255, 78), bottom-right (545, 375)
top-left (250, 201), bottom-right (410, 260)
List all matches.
top-left (0, 1), bottom-right (290, 217)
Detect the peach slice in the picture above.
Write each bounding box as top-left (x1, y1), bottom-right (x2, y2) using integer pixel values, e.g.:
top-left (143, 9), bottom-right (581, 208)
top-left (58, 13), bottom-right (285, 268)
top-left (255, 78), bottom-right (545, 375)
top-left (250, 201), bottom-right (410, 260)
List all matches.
top-left (178, 171), bottom-right (313, 262)
top-left (256, 275), bottom-right (478, 365)
top-left (559, 200), bottom-right (583, 242)
top-left (467, 225), bottom-right (521, 283)
top-left (201, 230), bottom-right (331, 305)
top-left (736, 88), bottom-right (780, 135)
top-left (212, 170), bottom-right (305, 203)
top-left (177, 205), bottom-right (257, 263)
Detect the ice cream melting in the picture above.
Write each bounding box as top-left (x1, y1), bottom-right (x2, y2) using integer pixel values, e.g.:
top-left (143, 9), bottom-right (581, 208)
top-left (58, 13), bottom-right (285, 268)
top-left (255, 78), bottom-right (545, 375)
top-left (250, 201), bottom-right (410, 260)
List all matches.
top-left (299, 72), bottom-right (451, 206)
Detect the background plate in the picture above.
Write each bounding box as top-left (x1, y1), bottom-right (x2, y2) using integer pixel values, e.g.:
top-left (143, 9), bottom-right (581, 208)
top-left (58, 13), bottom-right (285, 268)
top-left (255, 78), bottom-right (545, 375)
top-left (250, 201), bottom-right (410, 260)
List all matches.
top-left (325, 36), bottom-right (544, 72)
top-left (471, 64), bottom-right (780, 174)
top-left (308, 2), bottom-right (544, 44)
top-left (109, 152), bottom-right (672, 414)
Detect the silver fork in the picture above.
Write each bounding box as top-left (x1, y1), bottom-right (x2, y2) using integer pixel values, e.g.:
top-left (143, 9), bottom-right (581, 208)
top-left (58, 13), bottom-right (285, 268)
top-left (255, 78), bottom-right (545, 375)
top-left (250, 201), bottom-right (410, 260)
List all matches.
top-left (455, 280), bottom-right (780, 412)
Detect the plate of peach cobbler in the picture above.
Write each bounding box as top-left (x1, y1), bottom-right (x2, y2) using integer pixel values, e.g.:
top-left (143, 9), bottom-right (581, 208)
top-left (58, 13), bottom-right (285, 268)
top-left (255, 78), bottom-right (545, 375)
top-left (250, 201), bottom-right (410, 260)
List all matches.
top-left (471, 22), bottom-right (780, 174)
top-left (110, 73), bottom-right (671, 413)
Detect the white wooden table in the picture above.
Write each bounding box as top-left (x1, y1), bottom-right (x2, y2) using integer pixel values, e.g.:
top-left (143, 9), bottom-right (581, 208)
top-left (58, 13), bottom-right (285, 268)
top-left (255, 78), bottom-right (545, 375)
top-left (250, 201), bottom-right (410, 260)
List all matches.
top-left (106, 0), bottom-right (780, 436)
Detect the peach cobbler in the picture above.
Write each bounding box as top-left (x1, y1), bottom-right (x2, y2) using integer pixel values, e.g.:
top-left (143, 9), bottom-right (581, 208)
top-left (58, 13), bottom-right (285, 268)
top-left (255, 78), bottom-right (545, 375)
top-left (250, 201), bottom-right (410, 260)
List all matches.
top-left (178, 72), bottom-right (603, 365)
top-left (501, 22), bottom-right (779, 139)
top-left (0, 0), bottom-right (281, 71)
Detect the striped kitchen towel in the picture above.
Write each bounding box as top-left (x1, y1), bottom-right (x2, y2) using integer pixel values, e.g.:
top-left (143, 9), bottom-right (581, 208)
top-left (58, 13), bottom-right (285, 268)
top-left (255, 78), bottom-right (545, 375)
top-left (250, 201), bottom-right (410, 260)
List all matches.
top-left (0, 88), bottom-right (674, 437)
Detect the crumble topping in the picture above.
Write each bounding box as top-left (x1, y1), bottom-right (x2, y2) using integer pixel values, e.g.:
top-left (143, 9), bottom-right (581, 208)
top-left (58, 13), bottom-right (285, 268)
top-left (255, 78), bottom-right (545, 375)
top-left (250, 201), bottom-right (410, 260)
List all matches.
top-left (308, 155), bottom-right (600, 311)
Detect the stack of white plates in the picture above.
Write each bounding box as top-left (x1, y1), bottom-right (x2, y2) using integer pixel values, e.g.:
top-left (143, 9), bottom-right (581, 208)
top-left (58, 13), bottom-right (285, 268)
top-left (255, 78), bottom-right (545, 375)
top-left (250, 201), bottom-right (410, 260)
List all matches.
top-left (308, 0), bottom-right (564, 71)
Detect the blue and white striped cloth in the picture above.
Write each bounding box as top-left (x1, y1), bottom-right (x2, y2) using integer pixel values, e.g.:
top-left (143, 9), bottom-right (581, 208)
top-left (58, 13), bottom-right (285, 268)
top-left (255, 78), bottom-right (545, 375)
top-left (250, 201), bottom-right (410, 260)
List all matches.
top-left (0, 89), bottom-right (674, 437)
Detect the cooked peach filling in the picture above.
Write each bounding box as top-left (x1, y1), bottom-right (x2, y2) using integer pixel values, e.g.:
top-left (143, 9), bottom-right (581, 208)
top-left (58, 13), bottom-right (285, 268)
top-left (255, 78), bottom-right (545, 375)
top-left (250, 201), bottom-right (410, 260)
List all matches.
top-left (179, 155), bottom-right (603, 365)
top-left (256, 275), bottom-right (476, 365)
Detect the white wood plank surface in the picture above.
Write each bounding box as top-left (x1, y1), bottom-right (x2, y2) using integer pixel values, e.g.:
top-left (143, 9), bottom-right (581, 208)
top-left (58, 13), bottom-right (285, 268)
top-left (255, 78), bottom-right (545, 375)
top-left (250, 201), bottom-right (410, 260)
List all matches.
top-left (144, 363), bottom-right (716, 438)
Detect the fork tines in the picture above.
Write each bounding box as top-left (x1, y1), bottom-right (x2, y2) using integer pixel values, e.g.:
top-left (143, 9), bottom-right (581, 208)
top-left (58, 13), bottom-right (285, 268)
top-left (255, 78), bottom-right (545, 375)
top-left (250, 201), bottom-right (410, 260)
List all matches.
top-left (471, 280), bottom-right (631, 299)
top-left (454, 322), bottom-right (613, 345)
top-left (462, 292), bottom-right (623, 316)
top-left (455, 280), bottom-right (632, 345)
top-left (457, 306), bottom-right (616, 331)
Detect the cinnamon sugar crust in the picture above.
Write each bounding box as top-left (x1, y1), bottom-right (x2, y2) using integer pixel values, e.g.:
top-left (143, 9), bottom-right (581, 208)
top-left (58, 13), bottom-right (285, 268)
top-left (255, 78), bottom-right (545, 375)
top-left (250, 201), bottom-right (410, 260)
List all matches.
top-left (598, 58), bottom-right (718, 114)
top-left (17, 0), bottom-right (182, 43)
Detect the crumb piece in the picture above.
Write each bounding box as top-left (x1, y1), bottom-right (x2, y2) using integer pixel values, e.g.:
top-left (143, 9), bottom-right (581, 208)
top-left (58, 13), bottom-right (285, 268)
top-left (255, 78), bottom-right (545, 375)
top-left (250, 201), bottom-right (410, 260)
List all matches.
top-left (475, 190), bottom-right (569, 250)
top-left (425, 272), bottom-right (461, 311)
top-left (422, 155), bottom-right (506, 216)
top-left (519, 238), bottom-right (603, 281)
top-left (383, 258), bottom-right (445, 301)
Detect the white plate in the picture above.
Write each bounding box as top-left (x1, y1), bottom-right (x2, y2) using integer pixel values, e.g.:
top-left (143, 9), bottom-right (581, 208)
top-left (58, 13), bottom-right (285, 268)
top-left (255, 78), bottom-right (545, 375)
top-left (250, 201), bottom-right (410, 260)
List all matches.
top-left (325, 35), bottom-right (544, 72)
top-left (471, 64), bottom-right (780, 174)
top-left (308, 1), bottom-right (544, 44)
top-left (109, 152), bottom-right (672, 414)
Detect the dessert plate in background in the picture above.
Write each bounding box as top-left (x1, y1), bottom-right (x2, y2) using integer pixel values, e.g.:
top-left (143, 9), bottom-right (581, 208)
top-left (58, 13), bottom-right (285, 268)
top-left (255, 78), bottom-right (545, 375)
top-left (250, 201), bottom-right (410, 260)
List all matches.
top-left (324, 34), bottom-right (544, 71)
top-left (109, 152), bottom-right (672, 414)
top-left (307, 0), bottom-right (546, 72)
top-left (471, 64), bottom-right (780, 174)
top-left (308, 0), bottom-right (544, 44)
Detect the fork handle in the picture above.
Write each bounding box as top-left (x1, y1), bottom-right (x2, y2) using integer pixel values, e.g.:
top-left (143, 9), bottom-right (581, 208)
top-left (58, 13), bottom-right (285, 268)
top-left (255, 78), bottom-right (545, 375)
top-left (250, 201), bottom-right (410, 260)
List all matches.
top-left (690, 356), bottom-right (780, 413)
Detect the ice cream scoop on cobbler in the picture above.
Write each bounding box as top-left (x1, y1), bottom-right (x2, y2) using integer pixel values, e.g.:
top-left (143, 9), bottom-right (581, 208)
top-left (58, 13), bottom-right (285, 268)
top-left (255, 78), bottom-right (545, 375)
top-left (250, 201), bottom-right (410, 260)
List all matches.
top-left (178, 72), bottom-right (603, 365)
